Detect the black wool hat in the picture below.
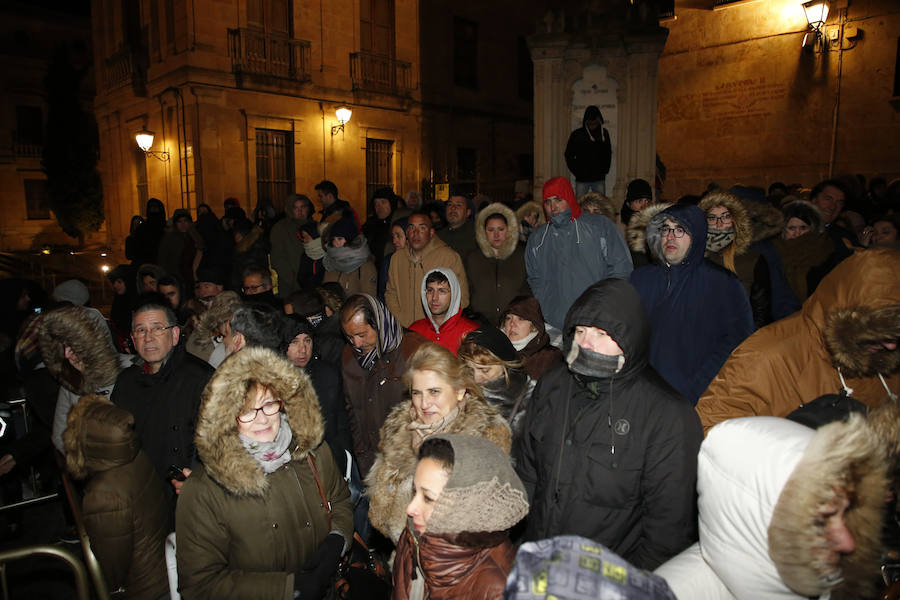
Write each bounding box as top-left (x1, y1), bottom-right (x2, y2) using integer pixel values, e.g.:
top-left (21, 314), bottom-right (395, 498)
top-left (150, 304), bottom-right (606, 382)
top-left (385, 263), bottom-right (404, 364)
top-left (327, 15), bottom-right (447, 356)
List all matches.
top-left (464, 327), bottom-right (518, 362)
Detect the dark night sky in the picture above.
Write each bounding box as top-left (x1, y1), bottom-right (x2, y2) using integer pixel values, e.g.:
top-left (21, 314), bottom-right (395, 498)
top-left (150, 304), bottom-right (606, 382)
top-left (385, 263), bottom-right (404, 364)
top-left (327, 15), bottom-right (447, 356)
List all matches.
top-left (4, 0), bottom-right (90, 17)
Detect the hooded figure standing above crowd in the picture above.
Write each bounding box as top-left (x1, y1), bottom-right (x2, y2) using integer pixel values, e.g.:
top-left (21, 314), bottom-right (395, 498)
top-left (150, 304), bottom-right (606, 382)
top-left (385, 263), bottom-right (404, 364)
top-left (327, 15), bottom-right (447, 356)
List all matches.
top-left (630, 204), bottom-right (754, 404)
top-left (525, 177), bottom-right (632, 335)
top-left (697, 247), bottom-right (900, 433)
top-left (564, 105), bottom-right (612, 197)
top-left (466, 202), bottom-right (530, 325)
top-left (515, 279), bottom-right (702, 571)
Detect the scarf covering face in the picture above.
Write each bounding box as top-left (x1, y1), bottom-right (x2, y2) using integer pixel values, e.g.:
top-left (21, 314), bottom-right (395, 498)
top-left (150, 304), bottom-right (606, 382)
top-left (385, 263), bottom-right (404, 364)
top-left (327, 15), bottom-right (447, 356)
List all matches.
top-left (510, 330), bottom-right (538, 352)
top-left (566, 344), bottom-right (625, 378)
top-left (407, 404), bottom-right (462, 450)
top-left (238, 413), bottom-right (293, 473)
top-left (706, 227), bottom-right (735, 254)
top-left (355, 294), bottom-right (404, 371)
top-left (303, 237), bottom-right (326, 260)
top-left (323, 235), bottom-right (372, 273)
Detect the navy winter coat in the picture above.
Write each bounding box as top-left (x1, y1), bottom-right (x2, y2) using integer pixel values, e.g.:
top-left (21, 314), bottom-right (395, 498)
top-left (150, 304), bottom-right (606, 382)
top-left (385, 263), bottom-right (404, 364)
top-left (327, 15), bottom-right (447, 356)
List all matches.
top-left (630, 204), bottom-right (753, 404)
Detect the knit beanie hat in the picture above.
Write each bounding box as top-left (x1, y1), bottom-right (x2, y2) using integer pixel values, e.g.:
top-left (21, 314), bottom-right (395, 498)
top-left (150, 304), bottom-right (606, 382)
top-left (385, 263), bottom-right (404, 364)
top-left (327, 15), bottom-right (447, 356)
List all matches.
top-left (424, 434), bottom-right (529, 536)
top-left (463, 327), bottom-right (518, 363)
top-left (626, 179), bottom-right (653, 204)
top-left (328, 216), bottom-right (358, 244)
top-left (52, 279), bottom-right (90, 306)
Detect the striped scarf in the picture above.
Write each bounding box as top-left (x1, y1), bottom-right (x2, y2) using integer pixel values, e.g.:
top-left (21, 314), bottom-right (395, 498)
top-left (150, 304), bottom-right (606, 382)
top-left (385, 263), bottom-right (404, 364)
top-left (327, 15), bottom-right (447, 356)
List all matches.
top-left (356, 294), bottom-right (404, 371)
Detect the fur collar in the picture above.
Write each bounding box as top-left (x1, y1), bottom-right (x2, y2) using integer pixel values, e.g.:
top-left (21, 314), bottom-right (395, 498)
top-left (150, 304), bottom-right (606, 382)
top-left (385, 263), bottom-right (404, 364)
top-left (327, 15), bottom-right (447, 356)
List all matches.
top-left (698, 191), bottom-right (752, 257)
top-left (475, 203), bottom-right (520, 260)
top-left (823, 305), bottom-right (900, 378)
top-left (235, 225), bottom-right (263, 253)
top-left (39, 306), bottom-right (121, 395)
top-left (626, 203), bottom-right (672, 254)
top-left (365, 397), bottom-right (510, 542)
top-left (194, 346), bottom-right (324, 497)
top-left (768, 414), bottom-right (888, 600)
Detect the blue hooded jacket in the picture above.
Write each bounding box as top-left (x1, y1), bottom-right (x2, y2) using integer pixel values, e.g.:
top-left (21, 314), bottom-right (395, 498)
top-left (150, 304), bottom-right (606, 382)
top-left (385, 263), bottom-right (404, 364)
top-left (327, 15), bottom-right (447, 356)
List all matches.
top-left (629, 204), bottom-right (753, 404)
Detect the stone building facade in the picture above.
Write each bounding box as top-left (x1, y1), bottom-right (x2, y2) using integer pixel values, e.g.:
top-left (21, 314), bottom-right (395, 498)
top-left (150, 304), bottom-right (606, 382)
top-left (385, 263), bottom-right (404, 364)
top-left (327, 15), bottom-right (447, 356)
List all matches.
top-left (657, 0), bottom-right (900, 198)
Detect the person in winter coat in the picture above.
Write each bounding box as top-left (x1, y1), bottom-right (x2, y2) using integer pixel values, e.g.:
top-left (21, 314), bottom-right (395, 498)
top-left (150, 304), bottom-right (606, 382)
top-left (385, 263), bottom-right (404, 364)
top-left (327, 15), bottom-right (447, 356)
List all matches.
top-left (630, 204), bottom-right (754, 404)
top-left (766, 199), bottom-right (834, 306)
top-left (297, 221), bottom-right (326, 291)
top-left (698, 191), bottom-right (754, 287)
top-left (515, 278), bottom-right (703, 571)
top-left (283, 315), bottom-right (353, 472)
top-left (515, 201), bottom-right (542, 244)
top-left (185, 290), bottom-right (241, 368)
top-left (135, 263), bottom-right (165, 295)
top-left (626, 202), bottom-right (672, 269)
top-left (697, 247), bottom-right (900, 433)
top-left (176, 347), bottom-right (353, 600)
top-left (157, 209), bottom-right (204, 292)
top-left (362, 187), bottom-right (400, 274)
top-left (230, 218), bottom-right (269, 291)
top-left (340, 294), bottom-right (429, 477)
top-left (322, 215), bottom-right (378, 297)
top-left (377, 217), bottom-right (408, 301)
top-left (269, 194), bottom-right (312, 298)
top-left (386, 213), bottom-right (469, 327)
top-left (409, 268), bottom-right (479, 354)
top-left (366, 343), bottom-right (510, 543)
top-left (63, 395), bottom-right (170, 600)
top-left (130, 198), bottom-right (166, 267)
top-left (526, 177), bottom-right (632, 333)
top-left (620, 178), bottom-right (653, 230)
top-left (655, 415), bottom-right (890, 600)
top-left (458, 328), bottom-right (534, 441)
top-left (499, 296), bottom-right (563, 380)
top-left (393, 434), bottom-right (528, 600)
top-left (40, 305), bottom-right (133, 453)
top-left (564, 105), bottom-right (612, 196)
top-left (465, 203), bottom-right (530, 325)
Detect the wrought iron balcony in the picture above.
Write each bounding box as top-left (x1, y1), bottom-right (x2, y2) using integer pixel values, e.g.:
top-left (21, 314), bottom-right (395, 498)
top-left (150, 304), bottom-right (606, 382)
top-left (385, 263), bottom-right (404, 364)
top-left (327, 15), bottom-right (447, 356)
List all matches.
top-left (229, 28), bottom-right (311, 83)
top-left (350, 52), bottom-right (412, 96)
top-left (104, 47), bottom-right (134, 90)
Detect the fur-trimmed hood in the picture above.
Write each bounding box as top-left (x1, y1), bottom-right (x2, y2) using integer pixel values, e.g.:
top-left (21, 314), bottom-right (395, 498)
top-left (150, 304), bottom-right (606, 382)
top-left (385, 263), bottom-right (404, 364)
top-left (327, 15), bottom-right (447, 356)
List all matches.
top-left (39, 306), bottom-right (122, 395)
top-left (782, 199), bottom-right (824, 235)
top-left (626, 203), bottom-right (672, 254)
top-left (515, 201), bottom-right (542, 223)
top-left (365, 396), bottom-right (511, 542)
top-left (475, 203), bottom-right (520, 260)
top-left (802, 248), bottom-right (900, 377)
top-left (63, 394), bottom-right (140, 480)
top-left (743, 199), bottom-right (784, 242)
top-left (194, 346), bottom-right (324, 497)
top-left (698, 191), bottom-right (752, 257)
top-left (193, 290), bottom-right (242, 342)
top-left (768, 414), bottom-right (888, 600)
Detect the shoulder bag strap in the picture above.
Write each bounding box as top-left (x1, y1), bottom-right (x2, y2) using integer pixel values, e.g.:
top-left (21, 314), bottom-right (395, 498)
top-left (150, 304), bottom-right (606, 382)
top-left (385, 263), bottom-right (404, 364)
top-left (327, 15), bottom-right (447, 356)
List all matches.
top-left (306, 453), bottom-right (333, 529)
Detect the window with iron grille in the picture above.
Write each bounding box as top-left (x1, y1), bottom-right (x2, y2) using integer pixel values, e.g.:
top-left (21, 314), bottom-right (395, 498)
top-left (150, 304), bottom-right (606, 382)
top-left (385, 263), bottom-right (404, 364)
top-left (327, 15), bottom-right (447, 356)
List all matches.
top-left (453, 17), bottom-right (478, 90)
top-left (24, 179), bottom-right (50, 220)
top-left (366, 138), bottom-right (394, 205)
top-left (256, 129), bottom-right (295, 213)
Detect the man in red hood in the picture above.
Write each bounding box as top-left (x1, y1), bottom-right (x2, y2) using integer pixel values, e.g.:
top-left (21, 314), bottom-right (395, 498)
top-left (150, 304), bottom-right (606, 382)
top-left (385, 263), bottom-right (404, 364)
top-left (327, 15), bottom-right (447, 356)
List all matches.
top-left (524, 177), bottom-right (633, 336)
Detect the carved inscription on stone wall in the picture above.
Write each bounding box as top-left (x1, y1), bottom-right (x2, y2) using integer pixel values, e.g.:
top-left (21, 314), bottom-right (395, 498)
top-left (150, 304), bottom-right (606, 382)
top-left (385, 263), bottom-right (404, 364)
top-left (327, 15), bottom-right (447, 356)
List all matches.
top-left (661, 77), bottom-right (788, 122)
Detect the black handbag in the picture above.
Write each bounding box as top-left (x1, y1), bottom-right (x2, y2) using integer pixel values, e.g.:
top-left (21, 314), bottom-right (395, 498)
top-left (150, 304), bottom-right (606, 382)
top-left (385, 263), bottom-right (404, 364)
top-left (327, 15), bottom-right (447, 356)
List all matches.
top-left (307, 455), bottom-right (392, 600)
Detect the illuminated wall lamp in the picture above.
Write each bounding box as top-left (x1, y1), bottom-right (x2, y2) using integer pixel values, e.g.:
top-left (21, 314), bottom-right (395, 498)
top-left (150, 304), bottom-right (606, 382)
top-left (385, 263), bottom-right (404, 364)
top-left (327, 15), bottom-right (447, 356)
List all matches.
top-left (801, 0), bottom-right (830, 51)
top-left (331, 106), bottom-right (352, 136)
top-left (135, 129), bottom-right (170, 161)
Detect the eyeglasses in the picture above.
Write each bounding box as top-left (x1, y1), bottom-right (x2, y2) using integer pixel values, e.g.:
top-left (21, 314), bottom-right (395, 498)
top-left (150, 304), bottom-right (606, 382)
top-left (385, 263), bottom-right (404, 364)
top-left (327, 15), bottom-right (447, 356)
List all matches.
top-left (706, 213), bottom-right (732, 225)
top-left (237, 400), bottom-right (283, 423)
top-left (658, 226), bottom-right (686, 238)
top-left (132, 325), bottom-right (175, 338)
top-left (241, 283), bottom-right (267, 293)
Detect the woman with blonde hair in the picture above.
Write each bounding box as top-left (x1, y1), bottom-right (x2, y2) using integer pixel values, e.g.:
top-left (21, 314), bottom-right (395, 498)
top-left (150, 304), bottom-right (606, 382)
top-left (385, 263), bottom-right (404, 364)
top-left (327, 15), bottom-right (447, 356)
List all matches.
top-left (366, 343), bottom-right (510, 543)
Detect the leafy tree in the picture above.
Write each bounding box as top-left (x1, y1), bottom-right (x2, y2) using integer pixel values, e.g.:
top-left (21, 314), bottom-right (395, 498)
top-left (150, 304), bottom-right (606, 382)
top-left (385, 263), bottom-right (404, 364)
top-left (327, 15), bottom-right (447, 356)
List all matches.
top-left (42, 45), bottom-right (103, 245)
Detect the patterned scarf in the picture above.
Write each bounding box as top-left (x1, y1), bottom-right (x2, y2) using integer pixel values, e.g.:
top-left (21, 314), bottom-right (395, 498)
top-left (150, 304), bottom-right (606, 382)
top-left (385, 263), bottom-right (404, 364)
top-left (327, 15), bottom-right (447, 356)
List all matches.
top-left (355, 294), bottom-right (404, 371)
top-left (238, 413), bottom-right (293, 473)
top-left (407, 404), bottom-right (463, 450)
top-left (706, 227), bottom-right (735, 254)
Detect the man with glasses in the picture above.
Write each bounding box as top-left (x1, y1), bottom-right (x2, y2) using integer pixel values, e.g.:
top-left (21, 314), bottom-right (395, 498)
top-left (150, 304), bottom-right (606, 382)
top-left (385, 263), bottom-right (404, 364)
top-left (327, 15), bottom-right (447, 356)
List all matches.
top-left (240, 265), bottom-right (281, 308)
top-left (112, 299), bottom-right (214, 509)
top-left (630, 204), bottom-right (753, 405)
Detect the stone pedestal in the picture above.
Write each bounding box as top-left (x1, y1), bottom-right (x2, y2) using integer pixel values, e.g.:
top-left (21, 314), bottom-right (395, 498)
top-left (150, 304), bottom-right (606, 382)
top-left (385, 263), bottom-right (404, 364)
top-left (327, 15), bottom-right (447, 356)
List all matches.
top-left (529, 12), bottom-right (668, 204)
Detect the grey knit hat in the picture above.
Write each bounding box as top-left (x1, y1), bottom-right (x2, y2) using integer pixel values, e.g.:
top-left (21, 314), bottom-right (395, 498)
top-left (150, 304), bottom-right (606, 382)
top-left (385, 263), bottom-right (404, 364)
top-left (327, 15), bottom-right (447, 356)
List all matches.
top-left (424, 433), bottom-right (529, 535)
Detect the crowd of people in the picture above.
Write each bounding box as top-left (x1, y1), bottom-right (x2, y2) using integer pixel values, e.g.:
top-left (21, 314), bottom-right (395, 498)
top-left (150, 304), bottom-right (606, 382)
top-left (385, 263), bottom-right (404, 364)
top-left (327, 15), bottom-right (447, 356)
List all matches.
top-left (0, 169), bottom-right (897, 600)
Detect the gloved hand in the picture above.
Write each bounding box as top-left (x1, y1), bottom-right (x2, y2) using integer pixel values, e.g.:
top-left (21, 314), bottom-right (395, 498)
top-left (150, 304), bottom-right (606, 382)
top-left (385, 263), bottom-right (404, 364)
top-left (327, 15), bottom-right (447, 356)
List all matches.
top-left (294, 534), bottom-right (344, 599)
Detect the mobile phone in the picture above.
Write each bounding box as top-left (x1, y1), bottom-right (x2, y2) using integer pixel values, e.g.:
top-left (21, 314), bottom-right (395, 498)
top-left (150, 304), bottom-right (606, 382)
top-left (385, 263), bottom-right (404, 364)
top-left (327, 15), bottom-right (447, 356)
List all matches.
top-left (167, 465), bottom-right (187, 481)
top-left (33, 307), bottom-right (41, 314)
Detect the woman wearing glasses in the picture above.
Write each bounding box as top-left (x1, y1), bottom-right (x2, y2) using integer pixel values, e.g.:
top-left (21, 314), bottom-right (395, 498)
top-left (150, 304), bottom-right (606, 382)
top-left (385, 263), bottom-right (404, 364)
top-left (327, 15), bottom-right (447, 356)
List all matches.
top-left (176, 346), bottom-right (353, 600)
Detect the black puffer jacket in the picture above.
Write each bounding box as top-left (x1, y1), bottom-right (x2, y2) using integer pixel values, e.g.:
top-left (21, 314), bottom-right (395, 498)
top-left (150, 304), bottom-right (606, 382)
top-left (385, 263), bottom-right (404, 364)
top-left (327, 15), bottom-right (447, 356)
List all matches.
top-left (514, 278), bottom-right (702, 571)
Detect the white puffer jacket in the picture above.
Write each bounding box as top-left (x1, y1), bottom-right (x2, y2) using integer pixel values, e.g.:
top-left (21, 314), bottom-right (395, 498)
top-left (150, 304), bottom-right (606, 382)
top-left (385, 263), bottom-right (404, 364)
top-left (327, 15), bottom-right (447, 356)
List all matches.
top-left (654, 417), bottom-right (813, 600)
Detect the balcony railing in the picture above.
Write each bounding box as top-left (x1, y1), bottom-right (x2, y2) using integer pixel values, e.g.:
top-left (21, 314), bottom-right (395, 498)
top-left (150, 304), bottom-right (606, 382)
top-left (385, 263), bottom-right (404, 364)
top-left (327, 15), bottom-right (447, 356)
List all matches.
top-left (350, 52), bottom-right (412, 96)
top-left (229, 28), bottom-right (311, 82)
top-left (104, 47), bottom-right (134, 90)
